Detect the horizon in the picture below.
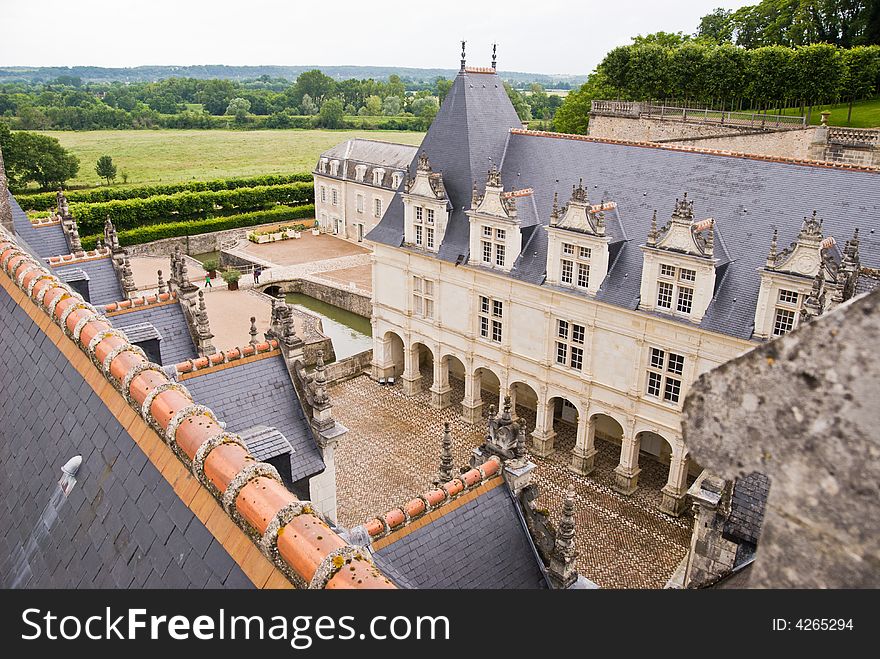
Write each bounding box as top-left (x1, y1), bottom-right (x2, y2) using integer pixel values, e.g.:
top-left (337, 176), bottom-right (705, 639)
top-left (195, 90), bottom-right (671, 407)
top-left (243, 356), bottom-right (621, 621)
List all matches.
top-left (0, 0), bottom-right (754, 76)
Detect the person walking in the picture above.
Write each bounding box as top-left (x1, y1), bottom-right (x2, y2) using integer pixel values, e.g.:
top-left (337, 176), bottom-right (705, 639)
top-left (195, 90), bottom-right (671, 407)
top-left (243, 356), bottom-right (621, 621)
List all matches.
top-left (253, 265), bottom-right (261, 285)
top-left (205, 273), bottom-right (212, 288)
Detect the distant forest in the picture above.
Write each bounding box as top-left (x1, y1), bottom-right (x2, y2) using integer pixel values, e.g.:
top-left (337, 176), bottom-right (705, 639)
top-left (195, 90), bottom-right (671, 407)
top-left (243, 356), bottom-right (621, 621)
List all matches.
top-left (0, 64), bottom-right (586, 88)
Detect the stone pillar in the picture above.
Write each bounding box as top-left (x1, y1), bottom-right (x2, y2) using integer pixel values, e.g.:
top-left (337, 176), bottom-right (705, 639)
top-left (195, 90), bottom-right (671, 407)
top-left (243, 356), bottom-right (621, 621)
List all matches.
top-left (613, 431), bottom-right (641, 495)
top-left (570, 414), bottom-right (597, 475)
top-left (461, 368), bottom-right (483, 424)
top-left (660, 445), bottom-right (690, 516)
top-left (430, 355), bottom-right (452, 409)
top-left (0, 144), bottom-right (13, 235)
top-left (506, 384), bottom-right (518, 421)
top-left (547, 485), bottom-right (579, 589)
top-left (194, 290), bottom-right (217, 356)
top-left (530, 398), bottom-right (556, 457)
top-left (682, 472), bottom-right (738, 588)
top-left (401, 344), bottom-right (422, 396)
top-left (371, 334), bottom-right (396, 381)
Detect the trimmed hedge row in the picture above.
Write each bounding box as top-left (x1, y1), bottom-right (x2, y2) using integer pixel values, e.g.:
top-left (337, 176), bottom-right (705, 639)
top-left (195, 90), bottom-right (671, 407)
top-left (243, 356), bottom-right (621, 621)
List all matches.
top-left (70, 182), bottom-right (314, 234)
top-left (79, 204), bottom-right (316, 250)
top-left (16, 172), bottom-right (314, 211)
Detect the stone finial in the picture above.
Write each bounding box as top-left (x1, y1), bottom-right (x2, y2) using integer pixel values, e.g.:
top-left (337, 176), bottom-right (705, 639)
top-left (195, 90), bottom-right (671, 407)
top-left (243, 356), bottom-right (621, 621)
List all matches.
top-left (313, 350), bottom-right (329, 406)
top-left (460, 40), bottom-right (466, 71)
top-left (104, 215), bottom-right (120, 252)
top-left (280, 304), bottom-right (299, 349)
top-left (438, 421), bottom-right (454, 484)
top-left (195, 289), bottom-right (216, 355)
top-left (157, 270), bottom-right (166, 295)
top-left (647, 209), bottom-right (658, 246)
top-left (491, 43), bottom-right (497, 70)
top-left (471, 180), bottom-right (479, 209)
top-left (121, 254), bottom-right (136, 297)
top-left (417, 151), bottom-right (431, 172)
top-left (672, 192), bottom-right (694, 221)
top-left (486, 163), bottom-right (502, 188)
top-left (69, 222), bottom-right (84, 256)
top-left (547, 484), bottom-right (579, 589)
top-left (570, 178), bottom-right (588, 205)
top-left (500, 394), bottom-right (513, 423)
top-left (705, 221), bottom-right (715, 256)
top-left (550, 190), bottom-right (560, 226)
top-left (96, 238), bottom-right (104, 250)
top-left (766, 229), bottom-right (778, 267)
top-left (249, 315), bottom-right (258, 345)
top-left (801, 269), bottom-right (825, 323)
top-left (800, 210), bottom-right (823, 241)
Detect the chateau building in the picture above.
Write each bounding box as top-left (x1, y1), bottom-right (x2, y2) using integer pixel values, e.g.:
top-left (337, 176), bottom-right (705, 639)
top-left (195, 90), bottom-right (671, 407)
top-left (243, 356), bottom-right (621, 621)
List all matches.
top-left (313, 138), bottom-right (417, 243)
top-left (357, 49), bottom-right (879, 516)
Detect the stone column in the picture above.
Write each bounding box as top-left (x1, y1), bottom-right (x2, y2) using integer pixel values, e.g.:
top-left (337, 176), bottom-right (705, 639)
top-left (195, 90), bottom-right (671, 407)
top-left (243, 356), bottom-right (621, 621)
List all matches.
top-left (401, 343), bottom-right (422, 396)
top-left (430, 354), bottom-right (452, 409)
top-left (370, 333), bottom-right (396, 381)
top-left (507, 384), bottom-right (518, 421)
top-left (660, 444), bottom-right (690, 516)
top-left (570, 414), bottom-right (597, 476)
top-left (461, 368), bottom-right (483, 424)
top-left (530, 397), bottom-right (556, 457)
top-left (613, 431), bottom-right (641, 495)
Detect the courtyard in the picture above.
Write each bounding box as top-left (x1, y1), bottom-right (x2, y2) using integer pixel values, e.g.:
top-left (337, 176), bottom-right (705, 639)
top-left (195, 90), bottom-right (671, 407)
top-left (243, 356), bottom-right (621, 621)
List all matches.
top-left (331, 372), bottom-right (694, 589)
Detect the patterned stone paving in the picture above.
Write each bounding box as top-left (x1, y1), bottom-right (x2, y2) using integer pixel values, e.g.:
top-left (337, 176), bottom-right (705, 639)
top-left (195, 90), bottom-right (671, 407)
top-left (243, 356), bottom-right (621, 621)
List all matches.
top-left (331, 372), bottom-right (694, 589)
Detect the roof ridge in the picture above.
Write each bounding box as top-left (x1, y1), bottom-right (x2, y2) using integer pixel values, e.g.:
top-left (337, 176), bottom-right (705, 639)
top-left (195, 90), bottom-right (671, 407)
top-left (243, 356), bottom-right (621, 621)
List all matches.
top-left (30, 217), bottom-right (61, 227)
top-left (175, 341), bottom-right (279, 377)
top-left (103, 291), bottom-right (178, 314)
top-left (0, 230), bottom-right (394, 590)
top-left (362, 457), bottom-right (503, 540)
top-left (510, 128), bottom-right (880, 173)
top-left (47, 248), bottom-right (112, 267)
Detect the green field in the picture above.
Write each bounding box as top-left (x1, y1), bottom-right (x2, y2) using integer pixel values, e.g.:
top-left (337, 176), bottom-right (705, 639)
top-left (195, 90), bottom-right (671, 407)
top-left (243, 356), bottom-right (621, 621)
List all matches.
top-left (761, 97), bottom-right (880, 128)
top-left (35, 129), bottom-right (425, 189)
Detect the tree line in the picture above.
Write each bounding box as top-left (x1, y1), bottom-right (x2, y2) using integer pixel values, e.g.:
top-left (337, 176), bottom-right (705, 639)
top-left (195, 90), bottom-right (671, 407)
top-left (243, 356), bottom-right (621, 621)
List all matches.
top-left (0, 69), bottom-right (563, 132)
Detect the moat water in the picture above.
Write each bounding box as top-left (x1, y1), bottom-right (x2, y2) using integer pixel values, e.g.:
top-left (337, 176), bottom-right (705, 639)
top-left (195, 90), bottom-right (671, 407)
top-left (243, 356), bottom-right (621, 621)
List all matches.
top-left (285, 292), bottom-right (372, 361)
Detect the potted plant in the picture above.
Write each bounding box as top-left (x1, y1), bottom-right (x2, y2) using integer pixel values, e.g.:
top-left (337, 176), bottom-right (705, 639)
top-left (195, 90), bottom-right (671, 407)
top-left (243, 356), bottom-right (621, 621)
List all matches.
top-left (202, 258), bottom-right (219, 278)
top-left (284, 225), bottom-right (297, 238)
top-left (311, 225), bottom-right (321, 236)
top-left (293, 223), bottom-right (306, 239)
top-left (258, 233), bottom-right (270, 243)
top-left (271, 229), bottom-right (284, 241)
top-left (221, 268), bottom-right (242, 291)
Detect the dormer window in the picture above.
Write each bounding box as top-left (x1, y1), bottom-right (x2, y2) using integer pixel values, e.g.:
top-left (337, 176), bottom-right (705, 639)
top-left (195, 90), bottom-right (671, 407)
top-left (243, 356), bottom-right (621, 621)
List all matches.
top-left (773, 289), bottom-right (800, 336)
top-left (412, 206), bottom-right (436, 250)
top-left (319, 158), bottom-right (328, 173)
top-left (329, 160), bottom-right (340, 176)
top-left (478, 224), bottom-right (507, 267)
top-left (355, 164), bottom-right (367, 182)
top-left (373, 168), bottom-right (386, 186)
top-left (639, 194), bottom-right (719, 323)
top-left (402, 152), bottom-right (450, 252)
top-left (391, 172), bottom-right (403, 189)
top-left (559, 242), bottom-right (591, 290)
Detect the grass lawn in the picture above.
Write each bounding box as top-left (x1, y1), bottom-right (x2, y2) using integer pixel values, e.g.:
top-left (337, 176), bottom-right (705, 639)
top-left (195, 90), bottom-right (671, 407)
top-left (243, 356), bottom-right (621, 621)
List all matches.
top-left (760, 96), bottom-right (880, 128)
top-left (34, 128), bottom-right (425, 189)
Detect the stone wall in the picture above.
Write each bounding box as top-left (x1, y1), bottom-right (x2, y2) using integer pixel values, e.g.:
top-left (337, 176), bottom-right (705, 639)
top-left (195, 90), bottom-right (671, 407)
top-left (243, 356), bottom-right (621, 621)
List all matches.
top-left (125, 218), bottom-right (315, 258)
top-left (259, 278), bottom-right (371, 318)
top-left (682, 289), bottom-right (880, 588)
top-left (325, 349), bottom-right (373, 383)
top-left (589, 114), bottom-right (879, 166)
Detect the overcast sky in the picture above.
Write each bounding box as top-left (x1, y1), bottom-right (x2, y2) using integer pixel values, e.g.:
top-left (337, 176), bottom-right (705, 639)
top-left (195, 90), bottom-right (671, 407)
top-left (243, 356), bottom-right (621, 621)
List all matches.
top-left (0, 0), bottom-right (755, 75)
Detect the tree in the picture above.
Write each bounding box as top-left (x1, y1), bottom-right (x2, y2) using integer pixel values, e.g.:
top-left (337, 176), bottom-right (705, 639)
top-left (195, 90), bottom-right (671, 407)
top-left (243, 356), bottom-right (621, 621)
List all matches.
top-left (225, 97), bottom-right (251, 122)
top-left (697, 8), bottom-right (735, 43)
top-left (553, 72), bottom-right (614, 135)
top-left (5, 131), bottom-right (79, 190)
top-left (601, 46), bottom-right (632, 96)
top-left (793, 42), bottom-right (844, 116)
top-left (300, 93), bottom-right (318, 115)
top-left (632, 31), bottom-right (692, 47)
top-left (747, 45), bottom-right (796, 109)
top-left (364, 95), bottom-right (383, 115)
top-left (669, 42), bottom-right (709, 101)
top-left (318, 98), bottom-right (345, 128)
top-left (435, 77), bottom-right (453, 104)
top-left (628, 44), bottom-right (671, 99)
top-left (841, 45), bottom-right (880, 122)
top-left (95, 155), bottom-right (117, 185)
top-left (382, 95), bottom-right (402, 116)
top-left (293, 70), bottom-right (336, 106)
top-left (196, 79), bottom-right (236, 115)
top-left (504, 83), bottom-right (531, 121)
top-left (703, 44), bottom-right (748, 108)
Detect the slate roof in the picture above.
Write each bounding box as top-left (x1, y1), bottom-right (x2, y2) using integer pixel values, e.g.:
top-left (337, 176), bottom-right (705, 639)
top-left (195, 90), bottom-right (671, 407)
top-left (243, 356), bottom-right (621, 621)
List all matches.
top-left (0, 284), bottom-right (251, 589)
top-left (724, 472), bottom-right (770, 546)
top-left (115, 321), bottom-right (161, 344)
top-left (182, 355), bottom-right (325, 482)
top-left (320, 138), bottom-right (418, 169)
top-left (55, 257), bottom-right (123, 306)
top-left (9, 195), bottom-right (69, 258)
top-left (108, 302), bottom-right (198, 366)
top-left (373, 480), bottom-right (548, 589)
top-left (367, 69), bottom-right (880, 341)
top-left (240, 425), bottom-right (293, 462)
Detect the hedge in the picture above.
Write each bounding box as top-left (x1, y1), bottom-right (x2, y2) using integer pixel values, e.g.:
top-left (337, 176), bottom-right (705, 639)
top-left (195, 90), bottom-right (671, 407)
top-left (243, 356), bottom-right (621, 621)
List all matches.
top-left (79, 204), bottom-right (315, 250)
top-left (16, 172), bottom-right (314, 211)
top-left (69, 182), bottom-right (314, 234)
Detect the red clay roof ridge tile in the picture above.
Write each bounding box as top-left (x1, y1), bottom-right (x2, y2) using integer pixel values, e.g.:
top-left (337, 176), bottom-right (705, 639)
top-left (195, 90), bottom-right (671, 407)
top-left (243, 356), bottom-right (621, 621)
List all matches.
top-left (47, 247), bottom-right (112, 266)
top-left (103, 291), bottom-right (178, 314)
top-left (30, 216), bottom-right (62, 227)
top-left (174, 341), bottom-right (279, 375)
top-left (363, 456), bottom-right (503, 539)
top-left (510, 127), bottom-right (880, 173)
top-left (0, 228), bottom-right (393, 590)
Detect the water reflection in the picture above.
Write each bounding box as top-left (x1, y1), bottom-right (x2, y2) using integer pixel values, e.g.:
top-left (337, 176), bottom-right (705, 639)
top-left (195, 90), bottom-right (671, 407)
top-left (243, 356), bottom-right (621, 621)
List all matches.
top-left (285, 293), bottom-right (372, 362)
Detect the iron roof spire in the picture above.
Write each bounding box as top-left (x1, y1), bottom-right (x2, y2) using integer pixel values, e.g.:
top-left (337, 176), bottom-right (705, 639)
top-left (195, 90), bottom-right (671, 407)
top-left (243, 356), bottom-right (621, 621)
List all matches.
top-left (492, 43), bottom-right (497, 70)
top-left (461, 40), bottom-right (466, 71)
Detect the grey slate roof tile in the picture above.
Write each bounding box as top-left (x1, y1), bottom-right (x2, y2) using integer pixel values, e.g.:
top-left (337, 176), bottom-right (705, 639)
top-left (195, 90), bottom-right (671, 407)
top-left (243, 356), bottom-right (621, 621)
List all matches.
top-left (724, 472), bottom-right (770, 545)
top-left (183, 355), bottom-right (325, 482)
top-left (366, 71), bottom-right (880, 341)
top-left (374, 483), bottom-right (547, 589)
top-left (0, 284), bottom-right (250, 589)
top-left (9, 194), bottom-right (70, 258)
top-left (55, 257), bottom-right (123, 306)
top-left (108, 302), bottom-right (198, 365)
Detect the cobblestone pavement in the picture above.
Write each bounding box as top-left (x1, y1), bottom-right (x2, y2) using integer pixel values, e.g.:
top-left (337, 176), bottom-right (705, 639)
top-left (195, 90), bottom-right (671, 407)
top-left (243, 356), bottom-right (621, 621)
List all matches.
top-left (330, 373), bottom-right (694, 589)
